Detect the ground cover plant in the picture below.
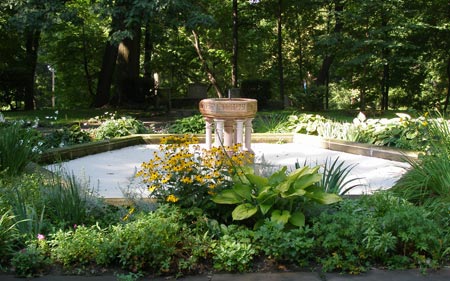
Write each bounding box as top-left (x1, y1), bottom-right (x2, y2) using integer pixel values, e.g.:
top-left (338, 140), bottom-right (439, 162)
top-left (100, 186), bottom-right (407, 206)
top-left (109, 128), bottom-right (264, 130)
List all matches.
top-left (0, 110), bottom-right (449, 278)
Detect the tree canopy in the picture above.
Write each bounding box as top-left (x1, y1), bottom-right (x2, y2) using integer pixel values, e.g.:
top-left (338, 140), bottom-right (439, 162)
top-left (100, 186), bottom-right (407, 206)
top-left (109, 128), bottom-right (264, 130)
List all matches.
top-left (0, 0), bottom-right (449, 111)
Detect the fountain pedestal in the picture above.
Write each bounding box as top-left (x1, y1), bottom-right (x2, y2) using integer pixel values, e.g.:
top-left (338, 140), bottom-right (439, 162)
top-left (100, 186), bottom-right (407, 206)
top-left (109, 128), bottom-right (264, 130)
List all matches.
top-left (199, 98), bottom-right (257, 152)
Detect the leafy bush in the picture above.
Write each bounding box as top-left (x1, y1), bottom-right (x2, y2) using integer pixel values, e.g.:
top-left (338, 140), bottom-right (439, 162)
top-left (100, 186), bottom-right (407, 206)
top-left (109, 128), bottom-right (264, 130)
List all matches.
top-left (392, 115), bottom-right (450, 205)
top-left (43, 124), bottom-right (91, 149)
top-left (312, 193), bottom-right (448, 273)
top-left (254, 220), bottom-right (314, 265)
top-left (11, 243), bottom-right (51, 277)
top-left (108, 205), bottom-right (187, 273)
top-left (168, 114), bottom-right (205, 134)
top-left (91, 116), bottom-right (148, 140)
top-left (50, 224), bottom-right (111, 267)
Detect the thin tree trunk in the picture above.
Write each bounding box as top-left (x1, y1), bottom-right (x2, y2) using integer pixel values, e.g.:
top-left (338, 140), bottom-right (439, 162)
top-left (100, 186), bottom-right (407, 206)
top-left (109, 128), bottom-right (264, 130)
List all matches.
top-left (94, 40), bottom-right (118, 107)
top-left (24, 30), bottom-right (40, 110)
top-left (191, 30), bottom-right (223, 98)
top-left (277, 0), bottom-right (285, 107)
top-left (81, 24), bottom-right (95, 98)
top-left (231, 0), bottom-right (238, 88)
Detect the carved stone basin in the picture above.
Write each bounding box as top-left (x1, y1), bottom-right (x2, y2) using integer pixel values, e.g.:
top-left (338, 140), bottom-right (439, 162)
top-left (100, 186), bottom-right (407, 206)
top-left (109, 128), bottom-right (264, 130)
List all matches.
top-left (199, 98), bottom-right (257, 119)
top-left (199, 98), bottom-right (258, 153)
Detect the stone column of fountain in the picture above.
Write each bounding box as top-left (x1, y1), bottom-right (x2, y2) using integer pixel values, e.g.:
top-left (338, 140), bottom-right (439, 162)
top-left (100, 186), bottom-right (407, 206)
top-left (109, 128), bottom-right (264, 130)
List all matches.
top-left (199, 98), bottom-right (257, 153)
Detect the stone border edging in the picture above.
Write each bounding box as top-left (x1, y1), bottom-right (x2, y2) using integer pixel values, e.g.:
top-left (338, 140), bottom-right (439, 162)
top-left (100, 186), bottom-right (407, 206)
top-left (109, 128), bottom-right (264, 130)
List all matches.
top-left (39, 133), bottom-right (419, 165)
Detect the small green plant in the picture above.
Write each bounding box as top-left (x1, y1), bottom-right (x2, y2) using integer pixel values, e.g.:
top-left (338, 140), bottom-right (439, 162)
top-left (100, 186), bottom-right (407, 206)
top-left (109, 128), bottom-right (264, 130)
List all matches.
top-left (318, 157), bottom-right (362, 195)
top-left (212, 165), bottom-right (341, 228)
top-left (0, 209), bottom-right (20, 266)
top-left (168, 114), bottom-right (205, 134)
top-left (41, 171), bottom-right (95, 228)
top-left (210, 225), bottom-right (256, 272)
top-left (11, 242), bottom-right (51, 277)
top-left (253, 112), bottom-right (290, 133)
top-left (0, 123), bottom-right (40, 176)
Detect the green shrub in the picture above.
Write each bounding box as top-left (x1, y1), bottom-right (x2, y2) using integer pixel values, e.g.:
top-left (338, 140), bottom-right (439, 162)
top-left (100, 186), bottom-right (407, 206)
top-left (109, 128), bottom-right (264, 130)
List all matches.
top-left (109, 205), bottom-right (186, 273)
top-left (50, 224), bottom-right (111, 267)
top-left (168, 114), bottom-right (205, 134)
top-left (91, 116), bottom-right (148, 140)
top-left (43, 124), bottom-right (91, 149)
top-left (392, 115), bottom-right (450, 205)
top-left (11, 242), bottom-right (51, 277)
top-left (254, 220), bottom-right (314, 265)
top-left (312, 193), bottom-right (448, 273)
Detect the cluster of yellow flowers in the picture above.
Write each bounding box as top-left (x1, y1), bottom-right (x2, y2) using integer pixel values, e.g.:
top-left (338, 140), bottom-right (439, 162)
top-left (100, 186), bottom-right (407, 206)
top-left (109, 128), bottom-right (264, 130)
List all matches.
top-left (136, 135), bottom-right (254, 208)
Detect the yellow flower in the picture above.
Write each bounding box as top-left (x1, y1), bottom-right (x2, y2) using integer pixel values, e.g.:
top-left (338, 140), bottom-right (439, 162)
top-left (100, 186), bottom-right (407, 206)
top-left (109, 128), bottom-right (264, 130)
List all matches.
top-left (166, 194), bottom-right (179, 203)
top-left (180, 176), bottom-right (193, 184)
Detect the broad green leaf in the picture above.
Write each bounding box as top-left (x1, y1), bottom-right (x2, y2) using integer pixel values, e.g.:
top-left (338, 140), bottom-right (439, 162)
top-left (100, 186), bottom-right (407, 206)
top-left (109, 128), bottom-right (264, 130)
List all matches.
top-left (289, 211), bottom-right (305, 227)
top-left (268, 166), bottom-right (287, 185)
top-left (280, 188), bottom-right (306, 198)
top-left (212, 189), bottom-right (241, 204)
top-left (246, 173), bottom-right (268, 188)
top-left (233, 182), bottom-right (253, 201)
top-left (257, 192), bottom-right (277, 215)
top-left (306, 190), bottom-right (342, 205)
top-left (271, 209), bottom-right (290, 225)
top-left (232, 203), bottom-right (258, 220)
top-left (292, 173), bottom-right (322, 190)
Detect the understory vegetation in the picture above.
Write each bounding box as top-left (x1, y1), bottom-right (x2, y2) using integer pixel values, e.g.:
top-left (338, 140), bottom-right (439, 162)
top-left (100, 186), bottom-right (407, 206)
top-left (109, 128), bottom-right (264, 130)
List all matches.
top-left (0, 111), bottom-right (449, 278)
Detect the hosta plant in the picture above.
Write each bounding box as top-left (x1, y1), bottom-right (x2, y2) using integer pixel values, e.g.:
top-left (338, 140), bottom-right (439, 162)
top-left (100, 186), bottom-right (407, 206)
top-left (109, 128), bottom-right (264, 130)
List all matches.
top-left (212, 165), bottom-right (341, 228)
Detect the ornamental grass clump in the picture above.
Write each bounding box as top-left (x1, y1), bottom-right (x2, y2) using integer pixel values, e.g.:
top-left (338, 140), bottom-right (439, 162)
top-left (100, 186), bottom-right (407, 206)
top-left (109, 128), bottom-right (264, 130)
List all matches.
top-left (136, 135), bottom-right (254, 211)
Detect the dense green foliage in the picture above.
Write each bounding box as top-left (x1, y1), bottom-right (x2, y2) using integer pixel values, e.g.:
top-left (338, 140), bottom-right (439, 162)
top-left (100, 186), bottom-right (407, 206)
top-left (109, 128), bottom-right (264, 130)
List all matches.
top-left (1, 1), bottom-right (450, 111)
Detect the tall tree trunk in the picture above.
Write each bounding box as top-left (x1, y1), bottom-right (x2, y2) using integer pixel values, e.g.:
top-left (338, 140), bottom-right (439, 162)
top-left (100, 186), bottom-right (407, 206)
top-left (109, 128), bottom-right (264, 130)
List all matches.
top-left (231, 0), bottom-right (238, 88)
top-left (315, 0), bottom-right (343, 108)
top-left (81, 24), bottom-right (95, 98)
top-left (380, 14), bottom-right (389, 111)
top-left (115, 26), bottom-right (142, 104)
top-left (191, 30), bottom-right (223, 98)
top-left (94, 40), bottom-right (118, 107)
top-left (277, 0), bottom-right (285, 107)
top-left (24, 30), bottom-right (40, 110)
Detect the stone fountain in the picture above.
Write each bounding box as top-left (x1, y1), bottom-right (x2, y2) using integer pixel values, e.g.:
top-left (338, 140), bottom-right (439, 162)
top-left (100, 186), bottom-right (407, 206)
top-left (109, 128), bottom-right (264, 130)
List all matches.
top-left (199, 98), bottom-right (258, 152)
